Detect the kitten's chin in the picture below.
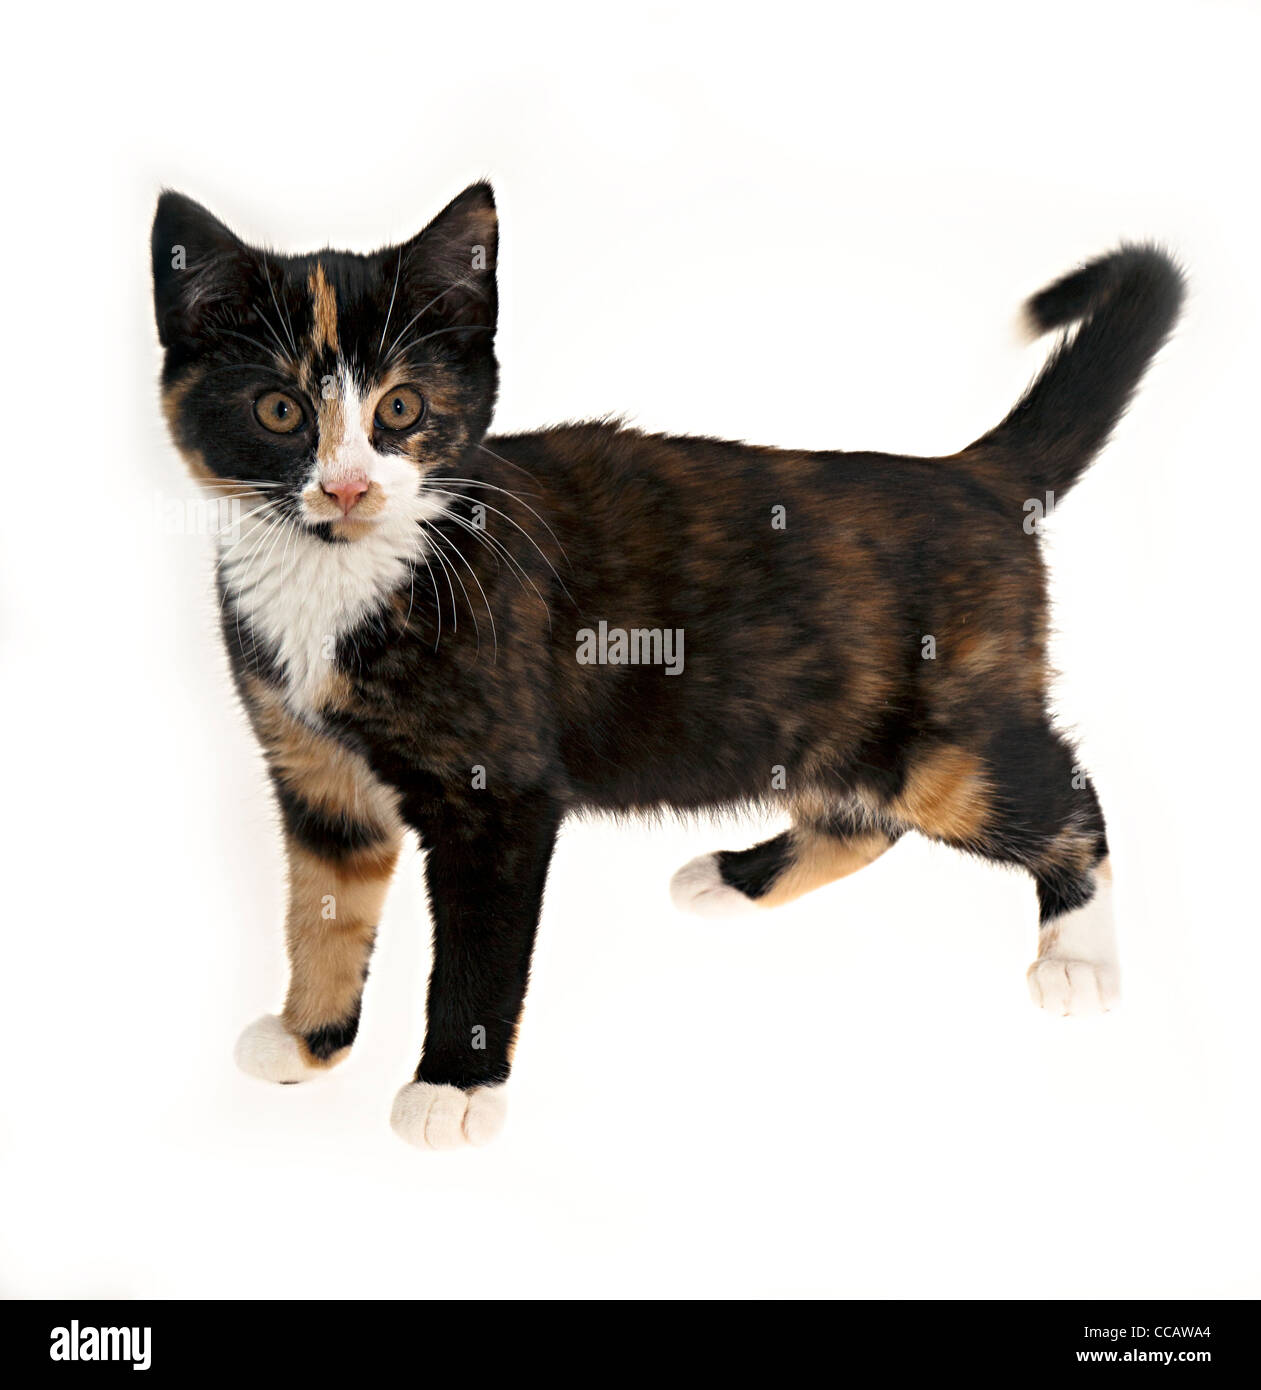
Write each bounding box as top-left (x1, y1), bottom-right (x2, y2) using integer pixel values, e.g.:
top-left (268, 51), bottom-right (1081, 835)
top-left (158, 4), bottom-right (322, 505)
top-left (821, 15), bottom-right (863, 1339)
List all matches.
top-left (299, 510), bottom-right (387, 544)
top-left (326, 516), bottom-right (382, 543)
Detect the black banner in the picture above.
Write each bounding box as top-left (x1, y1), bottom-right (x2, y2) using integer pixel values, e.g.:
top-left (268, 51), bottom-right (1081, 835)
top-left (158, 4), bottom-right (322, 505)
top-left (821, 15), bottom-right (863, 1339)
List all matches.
top-left (0, 1299), bottom-right (1243, 1378)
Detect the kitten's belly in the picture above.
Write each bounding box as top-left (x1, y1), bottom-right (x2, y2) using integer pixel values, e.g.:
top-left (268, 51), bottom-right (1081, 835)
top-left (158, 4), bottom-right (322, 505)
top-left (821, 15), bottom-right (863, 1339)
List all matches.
top-left (553, 640), bottom-right (874, 813)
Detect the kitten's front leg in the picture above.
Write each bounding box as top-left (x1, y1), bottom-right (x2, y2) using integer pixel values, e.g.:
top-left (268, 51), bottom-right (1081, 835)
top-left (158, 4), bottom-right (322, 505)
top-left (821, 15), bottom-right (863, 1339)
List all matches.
top-left (234, 834), bottom-right (402, 1082)
top-left (234, 683), bottom-right (403, 1083)
top-left (391, 791), bottom-right (561, 1150)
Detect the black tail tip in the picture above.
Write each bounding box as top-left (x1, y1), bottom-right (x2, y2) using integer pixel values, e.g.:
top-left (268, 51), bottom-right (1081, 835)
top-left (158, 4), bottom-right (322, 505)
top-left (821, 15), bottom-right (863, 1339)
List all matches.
top-left (1025, 243), bottom-right (1187, 336)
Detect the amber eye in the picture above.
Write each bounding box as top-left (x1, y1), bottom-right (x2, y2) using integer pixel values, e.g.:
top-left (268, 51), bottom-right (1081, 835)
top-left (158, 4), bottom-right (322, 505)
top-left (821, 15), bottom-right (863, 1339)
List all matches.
top-left (254, 390), bottom-right (304, 434)
top-left (374, 386), bottom-right (425, 432)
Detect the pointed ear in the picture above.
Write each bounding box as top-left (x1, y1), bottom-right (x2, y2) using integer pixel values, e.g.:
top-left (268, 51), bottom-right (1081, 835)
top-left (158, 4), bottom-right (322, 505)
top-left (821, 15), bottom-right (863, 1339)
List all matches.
top-left (398, 182), bottom-right (498, 338)
top-left (151, 191), bottom-right (256, 347)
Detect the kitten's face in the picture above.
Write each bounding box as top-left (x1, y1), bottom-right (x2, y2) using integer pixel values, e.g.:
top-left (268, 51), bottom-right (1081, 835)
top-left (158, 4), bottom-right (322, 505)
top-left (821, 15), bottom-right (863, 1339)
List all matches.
top-left (152, 184), bottom-right (498, 544)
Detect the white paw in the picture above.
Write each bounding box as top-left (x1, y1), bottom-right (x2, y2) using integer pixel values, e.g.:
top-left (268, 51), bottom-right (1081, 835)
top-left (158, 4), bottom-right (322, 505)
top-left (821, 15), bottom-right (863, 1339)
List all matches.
top-left (1027, 958), bottom-right (1120, 1016)
top-left (670, 852), bottom-right (760, 919)
top-left (234, 1014), bottom-right (332, 1083)
top-left (390, 1082), bottom-right (507, 1150)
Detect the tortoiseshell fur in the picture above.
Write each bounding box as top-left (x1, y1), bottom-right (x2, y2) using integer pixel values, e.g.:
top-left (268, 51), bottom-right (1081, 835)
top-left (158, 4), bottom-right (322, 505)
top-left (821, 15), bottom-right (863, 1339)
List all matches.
top-left (151, 184), bottom-right (1183, 1146)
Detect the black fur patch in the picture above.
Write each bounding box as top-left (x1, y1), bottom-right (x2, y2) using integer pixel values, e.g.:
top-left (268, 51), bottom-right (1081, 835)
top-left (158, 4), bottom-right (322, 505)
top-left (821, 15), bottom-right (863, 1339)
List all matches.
top-left (272, 782), bottom-right (388, 860)
top-left (303, 1009), bottom-right (361, 1061)
top-left (717, 833), bottom-right (793, 900)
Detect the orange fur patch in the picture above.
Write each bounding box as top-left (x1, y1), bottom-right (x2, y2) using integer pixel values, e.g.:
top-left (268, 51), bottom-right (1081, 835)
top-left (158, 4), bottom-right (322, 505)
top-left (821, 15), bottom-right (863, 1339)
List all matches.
top-left (758, 827), bottom-right (893, 907)
top-left (281, 839), bottom-right (401, 1048)
top-left (309, 263), bottom-right (339, 352)
top-left (246, 677), bottom-right (395, 820)
top-left (161, 373), bottom-right (220, 485)
top-left (892, 745), bottom-right (991, 844)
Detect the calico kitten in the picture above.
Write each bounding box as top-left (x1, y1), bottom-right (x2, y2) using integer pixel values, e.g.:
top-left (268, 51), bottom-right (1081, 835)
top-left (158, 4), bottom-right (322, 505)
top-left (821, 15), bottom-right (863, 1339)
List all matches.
top-left (151, 184), bottom-right (1183, 1149)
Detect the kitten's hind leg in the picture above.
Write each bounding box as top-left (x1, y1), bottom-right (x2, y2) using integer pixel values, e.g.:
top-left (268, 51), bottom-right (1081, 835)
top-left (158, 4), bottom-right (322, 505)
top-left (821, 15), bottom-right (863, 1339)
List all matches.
top-left (1026, 848), bottom-right (1119, 1016)
top-left (888, 726), bottom-right (1118, 1015)
top-left (992, 739), bottom-right (1119, 1016)
top-left (670, 805), bottom-right (899, 918)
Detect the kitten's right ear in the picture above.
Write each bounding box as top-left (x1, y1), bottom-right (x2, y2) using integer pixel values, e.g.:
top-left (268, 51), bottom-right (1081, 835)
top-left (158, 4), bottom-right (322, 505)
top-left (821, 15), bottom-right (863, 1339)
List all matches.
top-left (151, 191), bottom-right (252, 347)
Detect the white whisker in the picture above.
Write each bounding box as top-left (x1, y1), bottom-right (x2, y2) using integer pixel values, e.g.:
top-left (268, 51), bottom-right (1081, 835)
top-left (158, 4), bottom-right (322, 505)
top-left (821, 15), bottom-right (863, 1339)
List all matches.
top-left (425, 488), bottom-right (561, 627)
top-left (263, 252), bottom-right (300, 359)
top-left (425, 525), bottom-right (488, 658)
top-left (377, 250), bottom-right (404, 365)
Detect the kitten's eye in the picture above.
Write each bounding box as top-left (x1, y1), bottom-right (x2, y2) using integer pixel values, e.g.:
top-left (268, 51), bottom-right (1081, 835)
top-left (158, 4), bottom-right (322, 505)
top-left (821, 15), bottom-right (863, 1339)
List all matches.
top-left (374, 386), bottom-right (425, 432)
top-left (254, 391), bottom-right (304, 434)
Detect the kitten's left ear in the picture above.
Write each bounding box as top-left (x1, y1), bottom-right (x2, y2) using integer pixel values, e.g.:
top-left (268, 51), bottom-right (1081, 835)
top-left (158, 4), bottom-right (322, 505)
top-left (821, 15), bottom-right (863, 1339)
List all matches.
top-left (399, 181), bottom-right (498, 334)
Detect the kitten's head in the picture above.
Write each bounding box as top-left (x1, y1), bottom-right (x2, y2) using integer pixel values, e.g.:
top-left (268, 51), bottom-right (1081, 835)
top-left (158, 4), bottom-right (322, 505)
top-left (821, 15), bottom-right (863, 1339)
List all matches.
top-left (151, 183), bottom-right (498, 543)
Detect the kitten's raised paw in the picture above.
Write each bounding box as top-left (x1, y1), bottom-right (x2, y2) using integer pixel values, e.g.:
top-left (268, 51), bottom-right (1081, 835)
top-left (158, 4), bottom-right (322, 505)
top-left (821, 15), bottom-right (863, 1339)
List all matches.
top-left (670, 852), bottom-right (760, 919)
top-left (390, 1081), bottom-right (507, 1150)
top-left (1026, 958), bottom-right (1120, 1016)
top-left (234, 1013), bottom-right (341, 1084)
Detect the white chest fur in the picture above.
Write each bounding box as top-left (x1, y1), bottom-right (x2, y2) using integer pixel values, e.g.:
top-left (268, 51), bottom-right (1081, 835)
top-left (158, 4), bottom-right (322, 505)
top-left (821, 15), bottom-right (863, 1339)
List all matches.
top-left (219, 503), bottom-right (430, 716)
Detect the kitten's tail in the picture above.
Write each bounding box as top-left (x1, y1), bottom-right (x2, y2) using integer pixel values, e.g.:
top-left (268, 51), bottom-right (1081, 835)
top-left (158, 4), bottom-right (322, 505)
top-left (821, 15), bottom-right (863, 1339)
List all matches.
top-left (959, 244), bottom-right (1184, 506)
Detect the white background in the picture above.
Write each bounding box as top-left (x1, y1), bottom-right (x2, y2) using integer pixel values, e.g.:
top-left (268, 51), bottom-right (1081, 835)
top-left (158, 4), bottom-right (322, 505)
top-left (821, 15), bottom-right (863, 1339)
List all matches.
top-left (2, 0), bottom-right (1258, 1299)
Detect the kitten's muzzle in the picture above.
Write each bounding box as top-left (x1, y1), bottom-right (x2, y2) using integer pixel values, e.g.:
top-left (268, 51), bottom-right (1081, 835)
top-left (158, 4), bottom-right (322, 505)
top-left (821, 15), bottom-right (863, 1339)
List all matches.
top-left (321, 475), bottom-right (370, 515)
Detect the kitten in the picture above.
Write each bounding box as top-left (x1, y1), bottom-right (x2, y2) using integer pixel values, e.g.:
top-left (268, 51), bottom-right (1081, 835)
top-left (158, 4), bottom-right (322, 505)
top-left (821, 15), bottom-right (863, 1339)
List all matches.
top-left (151, 184), bottom-right (1183, 1149)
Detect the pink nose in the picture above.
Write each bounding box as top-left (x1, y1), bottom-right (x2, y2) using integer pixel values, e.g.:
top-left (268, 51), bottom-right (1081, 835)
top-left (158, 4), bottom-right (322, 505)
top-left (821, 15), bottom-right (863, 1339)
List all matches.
top-left (322, 476), bottom-right (369, 515)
